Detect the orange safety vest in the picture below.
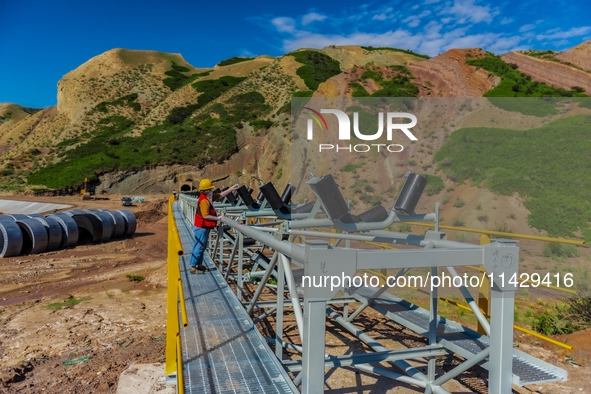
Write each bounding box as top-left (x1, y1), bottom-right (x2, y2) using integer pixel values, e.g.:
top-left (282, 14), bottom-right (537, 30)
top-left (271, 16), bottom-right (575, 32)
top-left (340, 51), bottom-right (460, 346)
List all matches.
top-left (194, 193), bottom-right (217, 229)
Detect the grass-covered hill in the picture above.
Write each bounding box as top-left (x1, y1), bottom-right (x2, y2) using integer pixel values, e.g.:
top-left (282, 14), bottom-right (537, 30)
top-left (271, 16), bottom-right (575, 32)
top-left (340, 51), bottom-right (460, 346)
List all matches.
top-left (0, 46), bottom-right (428, 192)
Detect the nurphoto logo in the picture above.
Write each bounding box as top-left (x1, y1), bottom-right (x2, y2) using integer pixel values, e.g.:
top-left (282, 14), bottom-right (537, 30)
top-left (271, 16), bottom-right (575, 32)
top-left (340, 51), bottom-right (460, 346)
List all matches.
top-left (303, 107), bottom-right (418, 153)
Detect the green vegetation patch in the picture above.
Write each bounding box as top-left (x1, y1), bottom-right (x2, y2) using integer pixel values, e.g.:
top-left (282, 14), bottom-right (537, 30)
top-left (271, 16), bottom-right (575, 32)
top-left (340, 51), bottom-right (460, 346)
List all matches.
top-left (163, 62), bottom-right (212, 91)
top-left (349, 82), bottom-right (370, 97)
top-left (289, 50), bottom-right (341, 90)
top-left (47, 296), bottom-right (89, 310)
top-left (279, 90), bottom-right (315, 115)
top-left (165, 75), bottom-right (247, 125)
top-left (126, 274), bottom-right (145, 282)
top-left (352, 66), bottom-right (419, 98)
top-left (0, 111), bottom-right (13, 121)
top-left (422, 174), bottom-right (444, 196)
top-left (95, 93), bottom-right (141, 113)
top-left (191, 76), bottom-right (246, 108)
top-left (361, 46), bottom-right (430, 59)
top-left (434, 115), bottom-right (591, 237)
top-left (342, 162), bottom-right (364, 172)
top-left (372, 66), bottom-right (419, 97)
top-left (28, 111), bottom-right (238, 189)
top-left (467, 54), bottom-right (588, 116)
top-left (217, 56), bottom-right (255, 67)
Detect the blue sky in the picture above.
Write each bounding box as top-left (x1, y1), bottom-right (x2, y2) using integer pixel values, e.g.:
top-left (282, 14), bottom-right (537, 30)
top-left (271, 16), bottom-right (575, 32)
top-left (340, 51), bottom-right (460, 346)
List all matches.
top-left (1, 0), bottom-right (590, 108)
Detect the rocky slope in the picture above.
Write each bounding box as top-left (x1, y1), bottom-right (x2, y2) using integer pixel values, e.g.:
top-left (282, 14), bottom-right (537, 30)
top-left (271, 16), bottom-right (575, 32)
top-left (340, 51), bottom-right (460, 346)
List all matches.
top-left (501, 51), bottom-right (591, 94)
top-left (408, 48), bottom-right (499, 96)
top-left (556, 40), bottom-right (591, 72)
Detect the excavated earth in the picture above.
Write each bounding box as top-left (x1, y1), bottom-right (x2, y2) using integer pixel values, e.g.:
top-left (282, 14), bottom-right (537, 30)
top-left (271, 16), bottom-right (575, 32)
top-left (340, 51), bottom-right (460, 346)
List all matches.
top-left (0, 194), bottom-right (170, 393)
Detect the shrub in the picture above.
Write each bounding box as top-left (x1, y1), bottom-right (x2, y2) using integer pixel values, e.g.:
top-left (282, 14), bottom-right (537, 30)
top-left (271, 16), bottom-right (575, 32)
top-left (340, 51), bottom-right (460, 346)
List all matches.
top-left (126, 274), bottom-right (145, 282)
top-left (360, 46), bottom-right (430, 59)
top-left (422, 174), bottom-right (444, 196)
top-left (289, 50), bottom-right (341, 90)
top-left (453, 198), bottom-right (465, 208)
top-left (453, 219), bottom-right (465, 227)
top-left (217, 56), bottom-right (255, 67)
top-left (542, 243), bottom-right (579, 259)
top-left (342, 162), bottom-right (364, 172)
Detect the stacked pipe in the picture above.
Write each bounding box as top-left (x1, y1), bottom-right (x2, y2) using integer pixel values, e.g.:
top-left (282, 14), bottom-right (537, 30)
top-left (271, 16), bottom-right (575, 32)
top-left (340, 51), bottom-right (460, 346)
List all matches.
top-left (0, 209), bottom-right (137, 257)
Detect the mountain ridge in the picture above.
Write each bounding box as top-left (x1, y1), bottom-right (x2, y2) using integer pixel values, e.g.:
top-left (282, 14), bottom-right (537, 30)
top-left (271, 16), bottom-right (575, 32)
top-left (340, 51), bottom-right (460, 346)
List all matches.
top-left (0, 43), bottom-right (589, 193)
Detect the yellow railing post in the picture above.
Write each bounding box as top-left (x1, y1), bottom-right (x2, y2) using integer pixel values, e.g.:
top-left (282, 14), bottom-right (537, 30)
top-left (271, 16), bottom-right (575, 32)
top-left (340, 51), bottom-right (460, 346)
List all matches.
top-left (165, 196), bottom-right (186, 380)
top-left (477, 234), bottom-right (491, 335)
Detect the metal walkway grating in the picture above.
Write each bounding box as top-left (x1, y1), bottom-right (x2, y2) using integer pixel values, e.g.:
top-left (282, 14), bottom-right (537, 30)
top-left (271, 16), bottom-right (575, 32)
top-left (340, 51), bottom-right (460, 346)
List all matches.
top-left (353, 287), bottom-right (567, 386)
top-left (174, 204), bottom-right (298, 393)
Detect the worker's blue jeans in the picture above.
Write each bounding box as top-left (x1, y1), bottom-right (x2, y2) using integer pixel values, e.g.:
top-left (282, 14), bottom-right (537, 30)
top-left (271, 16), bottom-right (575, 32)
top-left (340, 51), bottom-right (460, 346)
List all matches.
top-left (190, 227), bottom-right (210, 268)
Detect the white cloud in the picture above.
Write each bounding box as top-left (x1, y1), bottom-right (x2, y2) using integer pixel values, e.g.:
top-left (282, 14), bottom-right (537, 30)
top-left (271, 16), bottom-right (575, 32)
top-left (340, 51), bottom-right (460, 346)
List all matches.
top-left (500, 17), bottom-right (513, 25)
top-left (440, 0), bottom-right (498, 24)
top-left (441, 17), bottom-right (453, 24)
top-left (272, 17), bottom-right (296, 33)
top-left (424, 0), bottom-right (440, 3)
top-left (412, 4), bottom-right (420, 9)
top-left (282, 30), bottom-right (422, 53)
top-left (408, 19), bottom-right (421, 28)
top-left (519, 24), bottom-right (536, 32)
top-left (536, 26), bottom-right (591, 40)
top-left (240, 49), bottom-right (256, 57)
top-left (401, 9), bottom-right (431, 28)
top-left (302, 12), bottom-right (327, 26)
top-left (373, 13), bottom-right (388, 21)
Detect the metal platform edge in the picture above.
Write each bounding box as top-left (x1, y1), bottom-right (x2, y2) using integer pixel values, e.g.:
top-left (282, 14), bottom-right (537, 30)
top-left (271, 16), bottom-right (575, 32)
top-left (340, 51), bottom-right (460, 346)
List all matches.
top-left (174, 205), bottom-right (300, 394)
top-left (351, 286), bottom-right (568, 386)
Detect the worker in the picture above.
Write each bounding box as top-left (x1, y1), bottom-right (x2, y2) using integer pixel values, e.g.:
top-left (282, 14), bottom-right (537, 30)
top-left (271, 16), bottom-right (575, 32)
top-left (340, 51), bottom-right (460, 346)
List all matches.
top-left (172, 189), bottom-right (177, 200)
top-left (190, 179), bottom-right (239, 273)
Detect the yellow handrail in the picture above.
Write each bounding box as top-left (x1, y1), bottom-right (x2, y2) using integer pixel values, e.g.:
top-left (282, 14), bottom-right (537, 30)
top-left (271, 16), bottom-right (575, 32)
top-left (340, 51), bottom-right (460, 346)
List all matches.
top-left (165, 195), bottom-right (187, 381)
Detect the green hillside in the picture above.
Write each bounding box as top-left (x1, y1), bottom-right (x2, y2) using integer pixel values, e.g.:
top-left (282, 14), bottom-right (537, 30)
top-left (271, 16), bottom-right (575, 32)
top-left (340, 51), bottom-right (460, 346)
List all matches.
top-left (434, 114), bottom-right (591, 239)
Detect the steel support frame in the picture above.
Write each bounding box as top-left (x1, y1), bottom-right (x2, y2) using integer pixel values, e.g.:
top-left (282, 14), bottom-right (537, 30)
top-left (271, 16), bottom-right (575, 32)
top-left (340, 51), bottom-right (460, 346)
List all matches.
top-left (177, 194), bottom-right (558, 394)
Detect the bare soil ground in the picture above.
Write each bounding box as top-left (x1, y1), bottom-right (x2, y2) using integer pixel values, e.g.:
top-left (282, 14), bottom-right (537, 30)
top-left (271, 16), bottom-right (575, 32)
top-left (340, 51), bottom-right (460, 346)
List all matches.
top-left (0, 194), bottom-right (170, 393)
top-left (0, 194), bottom-right (589, 393)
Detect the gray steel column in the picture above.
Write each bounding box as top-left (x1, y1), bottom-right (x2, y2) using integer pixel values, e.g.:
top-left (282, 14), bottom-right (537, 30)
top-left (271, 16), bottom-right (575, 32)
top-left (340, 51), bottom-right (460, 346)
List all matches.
top-left (301, 299), bottom-right (326, 394)
top-left (483, 240), bottom-right (519, 394)
top-left (428, 266), bottom-right (438, 383)
top-left (488, 291), bottom-right (514, 394)
top-left (275, 254), bottom-right (285, 360)
top-left (237, 232), bottom-right (244, 301)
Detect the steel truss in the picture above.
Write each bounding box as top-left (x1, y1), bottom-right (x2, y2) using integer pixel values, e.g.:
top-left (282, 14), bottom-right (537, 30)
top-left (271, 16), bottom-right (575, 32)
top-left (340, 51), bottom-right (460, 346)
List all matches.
top-left (178, 175), bottom-right (567, 394)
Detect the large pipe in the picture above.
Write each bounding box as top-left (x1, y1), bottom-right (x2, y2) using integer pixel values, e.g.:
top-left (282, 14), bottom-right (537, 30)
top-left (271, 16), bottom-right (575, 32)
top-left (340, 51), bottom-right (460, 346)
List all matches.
top-left (32, 216), bottom-right (63, 252)
top-left (84, 210), bottom-right (113, 242)
top-left (16, 218), bottom-right (49, 254)
top-left (100, 210), bottom-right (126, 238)
top-left (46, 213), bottom-right (79, 248)
top-left (0, 220), bottom-right (23, 257)
top-left (117, 210), bottom-right (137, 236)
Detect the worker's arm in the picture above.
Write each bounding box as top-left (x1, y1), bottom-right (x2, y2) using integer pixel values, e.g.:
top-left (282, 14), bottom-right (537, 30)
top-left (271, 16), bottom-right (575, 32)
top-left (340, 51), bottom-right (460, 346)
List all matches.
top-left (219, 184), bottom-right (239, 199)
top-left (200, 199), bottom-right (223, 221)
